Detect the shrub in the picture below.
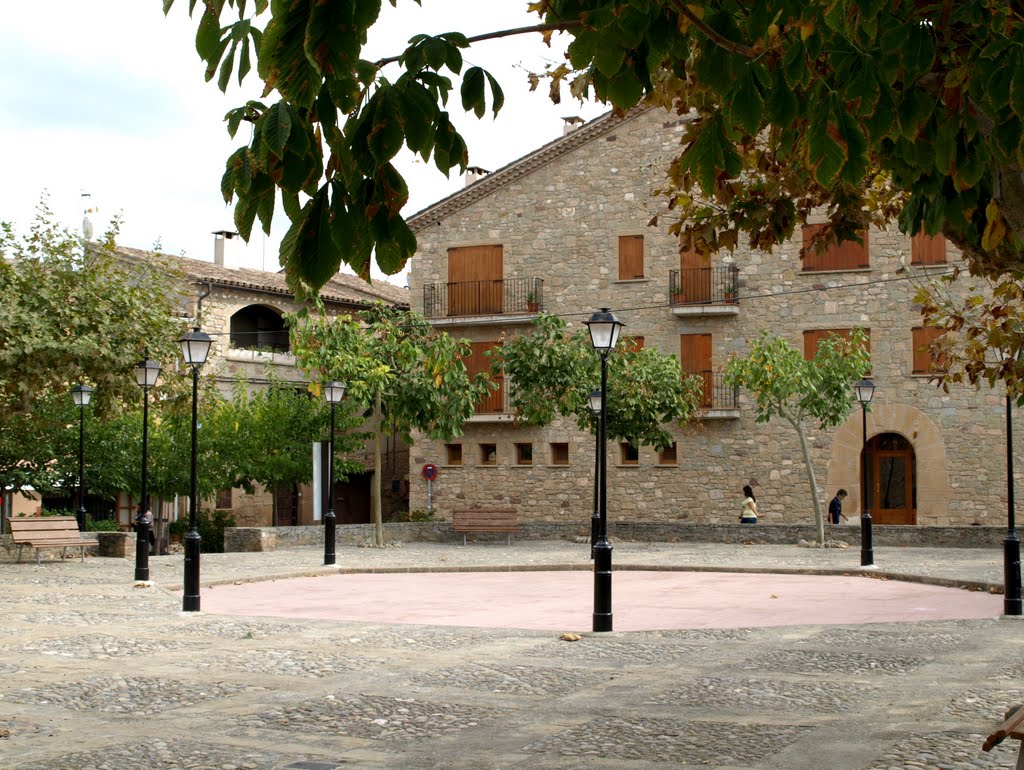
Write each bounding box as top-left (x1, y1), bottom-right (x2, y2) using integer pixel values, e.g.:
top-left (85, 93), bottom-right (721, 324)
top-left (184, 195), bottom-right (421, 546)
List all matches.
top-left (198, 509), bottom-right (235, 553)
top-left (86, 516), bottom-right (120, 532)
top-left (400, 509), bottom-right (435, 523)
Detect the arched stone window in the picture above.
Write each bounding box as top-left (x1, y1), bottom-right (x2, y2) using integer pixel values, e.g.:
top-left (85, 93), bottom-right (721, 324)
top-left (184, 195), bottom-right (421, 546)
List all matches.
top-left (229, 305), bottom-right (289, 352)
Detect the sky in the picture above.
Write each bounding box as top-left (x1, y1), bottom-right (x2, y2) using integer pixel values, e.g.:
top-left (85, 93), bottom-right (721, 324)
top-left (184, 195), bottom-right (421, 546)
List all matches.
top-left (0, 1), bottom-right (606, 285)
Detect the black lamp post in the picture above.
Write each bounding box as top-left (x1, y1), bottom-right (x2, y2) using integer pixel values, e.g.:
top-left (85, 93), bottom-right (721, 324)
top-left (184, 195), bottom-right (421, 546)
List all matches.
top-left (588, 389), bottom-right (602, 560)
top-left (133, 358), bottom-right (161, 582)
top-left (179, 327), bottom-right (212, 612)
top-left (999, 351), bottom-right (1022, 616)
top-left (854, 378), bottom-right (876, 568)
top-left (584, 308), bottom-right (624, 632)
top-left (322, 380), bottom-right (346, 566)
top-left (70, 384), bottom-right (93, 532)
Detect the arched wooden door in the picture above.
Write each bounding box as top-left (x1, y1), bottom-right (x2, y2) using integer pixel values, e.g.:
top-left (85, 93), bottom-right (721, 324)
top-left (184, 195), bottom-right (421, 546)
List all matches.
top-left (864, 433), bottom-right (917, 525)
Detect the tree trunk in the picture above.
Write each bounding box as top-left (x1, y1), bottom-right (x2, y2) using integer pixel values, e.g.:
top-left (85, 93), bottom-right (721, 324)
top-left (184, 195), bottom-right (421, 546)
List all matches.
top-left (789, 414), bottom-right (825, 545)
top-left (373, 391), bottom-right (384, 547)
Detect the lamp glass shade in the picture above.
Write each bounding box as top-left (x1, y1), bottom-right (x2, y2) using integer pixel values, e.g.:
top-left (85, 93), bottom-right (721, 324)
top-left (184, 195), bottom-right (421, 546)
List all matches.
top-left (854, 378), bottom-right (876, 405)
top-left (134, 359), bottom-right (162, 388)
top-left (71, 383), bottom-right (93, 407)
top-left (323, 380), bottom-right (347, 404)
top-left (588, 389), bottom-right (603, 414)
top-left (179, 329), bottom-right (213, 366)
top-left (584, 308), bottom-right (624, 353)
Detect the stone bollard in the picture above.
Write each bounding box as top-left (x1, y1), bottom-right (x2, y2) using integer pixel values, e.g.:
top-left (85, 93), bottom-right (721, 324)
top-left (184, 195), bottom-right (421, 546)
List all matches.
top-left (96, 531), bottom-right (128, 558)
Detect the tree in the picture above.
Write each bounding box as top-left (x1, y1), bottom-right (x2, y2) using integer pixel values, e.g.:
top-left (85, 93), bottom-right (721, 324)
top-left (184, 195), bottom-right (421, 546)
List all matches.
top-left (169, 1), bottom-right (1024, 296)
top-left (724, 330), bottom-right (870, 545)
top-left (290, 303), bottom-right (492, 544)
top-left (499, 314), bottom-right (703, 449)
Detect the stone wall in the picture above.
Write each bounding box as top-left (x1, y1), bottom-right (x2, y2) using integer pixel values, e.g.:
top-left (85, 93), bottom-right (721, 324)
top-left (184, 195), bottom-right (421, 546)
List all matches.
top-left (407, 106), bottom-right (1023, 529)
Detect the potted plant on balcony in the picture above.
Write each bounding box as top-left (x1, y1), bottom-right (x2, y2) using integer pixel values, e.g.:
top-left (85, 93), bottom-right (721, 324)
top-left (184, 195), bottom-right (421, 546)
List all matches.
top-left (526, 291), bottom-right (540, 313)
top-left (671, 289), bottom-right (685, 305)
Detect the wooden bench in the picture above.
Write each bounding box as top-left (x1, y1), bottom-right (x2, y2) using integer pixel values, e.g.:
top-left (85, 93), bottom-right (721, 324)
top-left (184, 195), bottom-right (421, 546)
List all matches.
top-left (8, 516), bottom-right (98, 565)
top-left (983, 703), bottom-right (1024, 769)
top-left (451, 509), bottom-right (520, 545)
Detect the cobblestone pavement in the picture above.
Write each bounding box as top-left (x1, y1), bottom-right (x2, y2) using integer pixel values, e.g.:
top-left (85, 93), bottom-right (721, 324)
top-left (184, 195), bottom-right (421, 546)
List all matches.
top-left (1, 540), bottom-right (1022, 769)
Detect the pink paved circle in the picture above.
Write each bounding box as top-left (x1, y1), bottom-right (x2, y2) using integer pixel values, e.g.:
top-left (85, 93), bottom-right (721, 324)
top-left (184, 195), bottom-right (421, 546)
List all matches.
top-left (198, 571), bottom-right (1003, 631)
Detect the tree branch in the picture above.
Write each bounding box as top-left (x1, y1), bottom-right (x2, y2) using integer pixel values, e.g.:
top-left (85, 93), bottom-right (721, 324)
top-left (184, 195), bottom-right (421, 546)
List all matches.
top-left (668, 0), bottom-right (756, 58)
top-left (375, 21), bottom-right (582, 68)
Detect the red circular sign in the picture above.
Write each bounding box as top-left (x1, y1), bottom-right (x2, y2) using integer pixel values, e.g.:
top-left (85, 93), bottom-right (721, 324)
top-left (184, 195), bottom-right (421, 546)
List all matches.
top-left (421, 463), bottom-right (438, 481)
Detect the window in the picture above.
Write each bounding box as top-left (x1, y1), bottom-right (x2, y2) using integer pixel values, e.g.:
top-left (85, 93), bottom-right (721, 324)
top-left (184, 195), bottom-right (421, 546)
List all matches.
top-left (479, 444), bottom-right (497, 465)
top-left (515, 443), bottom-right (533, 465)
top-left (623, 335), bottom-right (645, 352)
top-left (462, 341), bottom-right (505, 414)
top-left (680, 333), bottom-right (713, 408)
top-left (445, 443), bottom-right (463, 465)
top-left (912, 327), bottom-right (947, 373)
top-left (803, 329), bottom-right (871, 361)
top-left (550, 443), bottom-right (569, 465)
top-left (229, 305), bottom-right (289, 352)
top-left (620, 443), bottom-right (639, 465)
top-left (911, 233), bottom-right (946, 265)
top-left (618, 235), bottom-right (644, 279)
top-left (801, 224), bottom-right (869, 271)
top-left (216, 488), bottom-right (233, 509)
top-left (447, 244), bottom-right (503, 315)
top-left (658, 443), bottom-right (677, 465)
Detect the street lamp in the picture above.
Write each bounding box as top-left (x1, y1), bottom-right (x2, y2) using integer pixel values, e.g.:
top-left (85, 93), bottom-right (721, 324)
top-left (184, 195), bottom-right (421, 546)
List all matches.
top-left (996, 350), bottom-right (1022, 616)
top-left (584, 308), bottom-right (624, 632)
top-left (179, 327), bottom-right (212, 612)
top-left (133, 358), bottom-right (161, 582)
top-left (587, 389), bottom-right (602, 560)
top-left (854, 377), bottom-right (876, 568)
top-left (70, 384), bottom-right (93, 532)
top-left (322, 380), bottom-right (347, 566)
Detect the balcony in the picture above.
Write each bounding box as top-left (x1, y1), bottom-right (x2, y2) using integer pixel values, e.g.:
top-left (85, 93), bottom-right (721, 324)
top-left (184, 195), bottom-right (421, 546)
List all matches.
top-left (423, 277), bottom-right (543, 326)
top-left (669, 267), bottom-right (741, 317)
top-left (690, 371), bottom-right (740, 419)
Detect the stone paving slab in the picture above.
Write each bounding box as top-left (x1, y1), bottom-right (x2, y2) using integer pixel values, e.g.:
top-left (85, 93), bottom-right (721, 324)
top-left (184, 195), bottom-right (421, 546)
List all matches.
top-left (0, 540), bottom-right (1022, 769)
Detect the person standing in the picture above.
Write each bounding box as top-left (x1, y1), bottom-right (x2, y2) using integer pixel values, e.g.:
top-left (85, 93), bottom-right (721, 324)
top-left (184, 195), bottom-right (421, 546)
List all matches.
top-left (828, 489), bottom-right (848, 524)
top-left (740, 485), bottom-right (758, 524)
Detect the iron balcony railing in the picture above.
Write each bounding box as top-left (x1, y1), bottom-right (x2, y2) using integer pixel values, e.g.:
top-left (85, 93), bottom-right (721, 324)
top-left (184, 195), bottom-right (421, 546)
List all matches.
top-left (688, 371), bottom-right (740, 411)
top-left (228, 328), bottom-right (290, 352)
top-left (669, 266), bottom-right (740, 306)
top-left (423, 277), bottom-right (543, 319)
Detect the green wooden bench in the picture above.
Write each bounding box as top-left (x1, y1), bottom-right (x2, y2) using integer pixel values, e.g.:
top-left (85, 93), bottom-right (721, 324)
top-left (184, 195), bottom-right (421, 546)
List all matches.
top-left (451, 509), bottom-right (520, 546)
top-left (8, 516), bottom-right (97, 565)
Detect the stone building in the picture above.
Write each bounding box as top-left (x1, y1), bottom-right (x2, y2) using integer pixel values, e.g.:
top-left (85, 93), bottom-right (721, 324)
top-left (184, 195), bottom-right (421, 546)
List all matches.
top-left (405, 107), bottom-right (1021, 529)
top-left (113, 234), bottom-right (411, 531)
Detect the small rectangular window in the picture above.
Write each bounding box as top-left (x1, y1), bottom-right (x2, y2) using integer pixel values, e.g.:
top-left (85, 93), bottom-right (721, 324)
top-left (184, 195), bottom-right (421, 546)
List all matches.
top-left (623, 335), bottom-right (645, 352)
top-left (658, 443), bottom-right (677, 465)
top-left (480, 443), bottom-right (497, 465)
top-left (911, 233), bottom-right (946, 265)
top-left (620, 443), bottom-right (639, 465)
top-left (618, 235), bottom-right (644, 279)
top-left (445, 443), bottom-right (463, 466)
top-left (550, 443), bottom-right (569, 465)
top-left (216, 489), bottom-right (233, 509)
top-left (912, 327), bottom-right (947, 373)
top-left (515, 443), bottom-right (533, 465)
top-left (801, 224), bottom-right (869, 271)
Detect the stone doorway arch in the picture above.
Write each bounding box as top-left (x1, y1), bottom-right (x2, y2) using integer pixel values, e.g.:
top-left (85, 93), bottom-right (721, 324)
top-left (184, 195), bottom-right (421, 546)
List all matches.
top-left (827, 403), bottom-right (952, 525)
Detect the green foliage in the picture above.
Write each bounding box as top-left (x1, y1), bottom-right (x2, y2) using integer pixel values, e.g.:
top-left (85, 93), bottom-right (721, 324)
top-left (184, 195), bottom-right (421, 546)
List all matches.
top-left (400, 508), bottom-right (435, 522)
top-left (86, 516), bottom-right (120, 532)
top-left (198, 509), bottom-right (236, 553)
top-left (724, 330), bottom-right (870, 543)
top-left (168, 518), bottom-right (188, 538)
top-left (170, 0), bottom-right (1024, 292)
top-left (500, 314), bottom-right (702, 449)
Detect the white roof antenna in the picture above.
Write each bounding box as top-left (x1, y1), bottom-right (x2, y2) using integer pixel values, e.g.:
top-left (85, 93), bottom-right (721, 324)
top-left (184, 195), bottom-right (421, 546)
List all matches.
top-left (81, 192), bottom-right (96, 242)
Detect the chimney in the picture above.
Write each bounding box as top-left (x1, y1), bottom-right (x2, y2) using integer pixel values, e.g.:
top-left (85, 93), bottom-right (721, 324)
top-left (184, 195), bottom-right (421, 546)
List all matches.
top-left (562, 116), bottom-right (585, 135)
top-left (213, 230), bottom-right (239, 270)
top-left (465, 166), bottom-right (491, 187)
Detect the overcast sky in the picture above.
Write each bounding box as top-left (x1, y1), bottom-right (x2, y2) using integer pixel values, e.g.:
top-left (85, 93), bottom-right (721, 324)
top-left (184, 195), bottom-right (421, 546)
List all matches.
top-left (0, 1), bottom-right (605, 284)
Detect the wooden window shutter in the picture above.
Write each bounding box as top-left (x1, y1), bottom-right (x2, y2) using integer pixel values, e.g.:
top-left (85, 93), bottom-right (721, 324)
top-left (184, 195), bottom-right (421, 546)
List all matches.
top-left (680, 333), bottom-right (713, 407)
top-left (801, 224), bottom-right (869, 270)
top-left (447, 245), bottom-right (504, 315)
top-left (912, 327), bottom-right (946, 373)
top-left (911, 233), bottom-right (946, 265)
top-left (618, 235), bottom-right (644, 279)
top-left (623, 335), bottom-right (644, 352)
top-left (804, 329), bottom-right (872, 368)
top-left (464, 341), bottom-right (504, 413)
